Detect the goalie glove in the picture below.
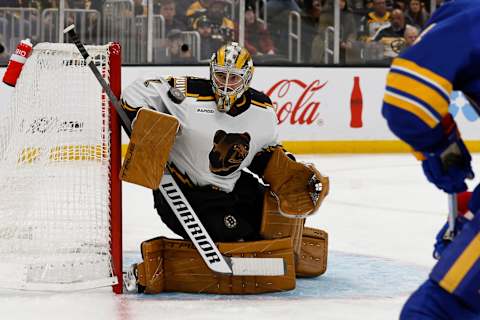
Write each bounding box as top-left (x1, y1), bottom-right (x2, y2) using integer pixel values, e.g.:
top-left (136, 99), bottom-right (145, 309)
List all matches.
top-left (263, 148), bottom-right (329, 218)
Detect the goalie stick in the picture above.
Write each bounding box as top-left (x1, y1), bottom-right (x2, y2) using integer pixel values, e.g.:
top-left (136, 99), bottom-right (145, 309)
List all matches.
top-left (64, 25), bottom-right (286, 277)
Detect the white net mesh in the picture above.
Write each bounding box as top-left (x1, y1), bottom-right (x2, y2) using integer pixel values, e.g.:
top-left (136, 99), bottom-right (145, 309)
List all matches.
top-left (0, 43), bottom-right (118, 290)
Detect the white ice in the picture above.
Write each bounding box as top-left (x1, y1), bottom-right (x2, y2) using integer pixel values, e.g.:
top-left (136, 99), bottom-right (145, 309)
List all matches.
top-left (3, 154), bottom-right (475, 320)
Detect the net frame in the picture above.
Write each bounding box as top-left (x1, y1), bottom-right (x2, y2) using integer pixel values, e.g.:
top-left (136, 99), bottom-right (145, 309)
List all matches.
top-left (0, 42), bottom-right (122, 293)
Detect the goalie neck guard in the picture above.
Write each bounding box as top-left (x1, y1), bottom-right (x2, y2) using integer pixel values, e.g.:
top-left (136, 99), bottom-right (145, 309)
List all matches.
top-left (210, 42), bottom-right (254, 112)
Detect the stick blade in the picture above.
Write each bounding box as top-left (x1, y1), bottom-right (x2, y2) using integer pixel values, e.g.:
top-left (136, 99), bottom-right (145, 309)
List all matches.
top-left (228, 257), bottom-right (286, 276)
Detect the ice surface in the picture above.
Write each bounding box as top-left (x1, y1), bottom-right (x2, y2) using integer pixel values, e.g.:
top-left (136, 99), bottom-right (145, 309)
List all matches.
top-left (3, 154), bottom-right (475, 320)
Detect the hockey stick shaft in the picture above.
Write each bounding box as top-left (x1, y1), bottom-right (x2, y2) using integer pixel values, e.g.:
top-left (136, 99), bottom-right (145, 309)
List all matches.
top-left (444, 193), bottom-right (457, 240)
top-left (64, 25), bottom-right (285, 276)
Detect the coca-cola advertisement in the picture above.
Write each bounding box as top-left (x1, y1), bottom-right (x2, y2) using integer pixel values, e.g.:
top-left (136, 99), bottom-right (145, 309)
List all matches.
top-left (251, 68), bottom-right (392, 142)
top-left (265, 79), bottom-right (326, 126)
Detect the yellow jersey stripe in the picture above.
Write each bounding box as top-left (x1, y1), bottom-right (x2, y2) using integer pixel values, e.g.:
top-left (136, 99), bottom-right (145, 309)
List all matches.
top-left (392, 58), bottom-right (453, 97)
top-left (384, 91), bottom-right (438, 128)
top-left (439, 232), bottom-right (480, 293)
top-left (387, 72), bottom-right (449, 117)
top-left (197, 96), bottom-right (215, 101)
top-left (217, 46), bottom-right (225, 66)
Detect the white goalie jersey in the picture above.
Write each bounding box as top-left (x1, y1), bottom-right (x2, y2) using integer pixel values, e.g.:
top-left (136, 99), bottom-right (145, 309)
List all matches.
top-left (121, 75), bottom-right (280, 192)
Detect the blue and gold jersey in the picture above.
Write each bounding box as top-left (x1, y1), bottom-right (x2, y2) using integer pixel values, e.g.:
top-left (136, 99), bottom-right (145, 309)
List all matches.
top-left (382, 0), bottom-right (480, 152)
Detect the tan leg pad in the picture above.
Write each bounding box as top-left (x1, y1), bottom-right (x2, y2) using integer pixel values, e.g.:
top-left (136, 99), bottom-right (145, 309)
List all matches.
top-left (120, 108), bottom-right (179, 189)
top-left (261, 192), bottom-right (328, 277)
top-left (136, 237), bottom-right (296, 294)
top-left (295, 227), bottom-right (328, 277)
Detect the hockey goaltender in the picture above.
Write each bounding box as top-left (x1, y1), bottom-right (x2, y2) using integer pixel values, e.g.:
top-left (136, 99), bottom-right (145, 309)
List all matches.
top-left (119, 42), bottom-right (330, 294)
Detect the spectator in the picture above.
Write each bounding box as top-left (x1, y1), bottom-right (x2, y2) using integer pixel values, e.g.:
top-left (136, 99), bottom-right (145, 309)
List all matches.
top-left (349, 0), bottom-right (369, 12)
top-left (186, 0), bottom-right (207, 16)
top-left (186, 0), bottom-right (211, 24)
top-left (404, 0), bottom-right (429, 29)
top-left (157, 0), bottom-right (187, 34)
top-left (373, 8), bottom-right (406, 40)
top-left (339, 0), bottom-right (358, 62)
top-left (204, 0), bottom-right (235, 42)
top-left (359, 0), bottom-right (391, 41)
top-left (133, 0), bottom-right (146, 16)
top-left (267, 0), bottom-right (302, 57)
top-left (403, 24), bottom-right (419, 48)
top-left (310, 0), bottom-right (358, 64)
top-left (301, 0), bottom-right (323, 63)
top-left (267, 0), bottom-right (302, 14)
top-left (193, 15), bottom-right (224, 60)
top-left (68, 0), bottom-right (86, 8)
top-left (393, 0), bottom-right (406, 10)
top-left (372, 8), bottom-right (407, 60)
top-left (37, 0), bottom-right (59, 9)
top-left (244, 4), bottom-right (275, 56)
top-left (88, 0), bottom-right (105, 12)
top-left (176, 0), bottom-right (196, 21)
top-left (162, 29), bottom-right (196, 64)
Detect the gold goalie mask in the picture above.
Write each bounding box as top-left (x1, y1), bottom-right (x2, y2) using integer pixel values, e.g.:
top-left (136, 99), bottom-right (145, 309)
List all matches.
top-left (210, 42), bottom-right (254, 112)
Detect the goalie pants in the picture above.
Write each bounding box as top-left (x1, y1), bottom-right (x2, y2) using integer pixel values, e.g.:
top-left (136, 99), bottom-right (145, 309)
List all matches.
top-left (153, 171), bottom-right (265, 242)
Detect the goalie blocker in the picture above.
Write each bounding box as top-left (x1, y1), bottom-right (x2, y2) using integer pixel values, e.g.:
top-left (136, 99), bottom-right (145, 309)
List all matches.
top-left (120, 108), bottom-right (179, 189)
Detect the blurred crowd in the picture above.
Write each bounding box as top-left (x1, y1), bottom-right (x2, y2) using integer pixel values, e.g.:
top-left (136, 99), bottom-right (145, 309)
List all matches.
top-left (0, 0), bottom-right (444, 65)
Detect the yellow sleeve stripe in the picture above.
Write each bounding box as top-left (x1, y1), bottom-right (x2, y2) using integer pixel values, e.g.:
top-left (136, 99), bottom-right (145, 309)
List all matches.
top-left (121, 100), bottom-right (139, 112)
top-left (387, 72), bottom-right (449, 117)
top-left (384, 91), bottom-right (438, 128)
top-left (392, 58), bottom-right (453, 97)
top-left (251, 99), bottom-right (272, 108)
top-left (439, 232), bottom-right (480, 293)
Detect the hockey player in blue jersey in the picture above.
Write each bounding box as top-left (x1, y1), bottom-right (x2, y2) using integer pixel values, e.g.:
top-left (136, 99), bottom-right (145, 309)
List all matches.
top-left (382, 1), bottom-right (480, 319)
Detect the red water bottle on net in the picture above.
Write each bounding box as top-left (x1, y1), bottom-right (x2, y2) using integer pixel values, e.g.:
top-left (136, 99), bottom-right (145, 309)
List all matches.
top-left (350, 76), bottom-right (363, 128)
top-left (2, 38), bottom-right (33, 87)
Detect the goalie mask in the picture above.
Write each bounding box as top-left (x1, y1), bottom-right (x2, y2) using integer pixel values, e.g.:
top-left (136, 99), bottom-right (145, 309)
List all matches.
top-left (210, 42), bottom-right (254, 112)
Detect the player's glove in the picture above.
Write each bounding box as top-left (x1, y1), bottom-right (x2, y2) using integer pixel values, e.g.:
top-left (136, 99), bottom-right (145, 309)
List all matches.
top-left (263, 148), bottom-right (329, 218)
top-left (433, 191), bottom-right (475, 259)
top-left (421, 119), bottom-right (473, 193)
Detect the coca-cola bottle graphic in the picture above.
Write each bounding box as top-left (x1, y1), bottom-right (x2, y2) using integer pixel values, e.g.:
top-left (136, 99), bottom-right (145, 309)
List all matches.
top-left (350, 76), bottom-right (363, 128)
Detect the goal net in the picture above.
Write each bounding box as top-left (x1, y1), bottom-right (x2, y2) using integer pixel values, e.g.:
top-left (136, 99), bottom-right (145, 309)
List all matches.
top-left (0, 42), bottom-right (122, 292)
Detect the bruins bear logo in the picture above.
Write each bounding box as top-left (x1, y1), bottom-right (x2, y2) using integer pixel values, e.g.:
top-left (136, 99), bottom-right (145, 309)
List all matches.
top-left (209, 130), bottom-right (251, 176)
